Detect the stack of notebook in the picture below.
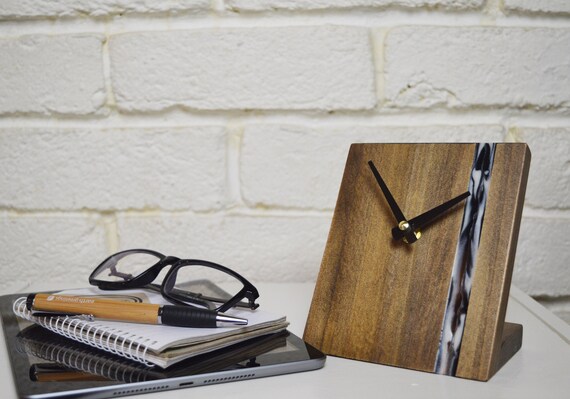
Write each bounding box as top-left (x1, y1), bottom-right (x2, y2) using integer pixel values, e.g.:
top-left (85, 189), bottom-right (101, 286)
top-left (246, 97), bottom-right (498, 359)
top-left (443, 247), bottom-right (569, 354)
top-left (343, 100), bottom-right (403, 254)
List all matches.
top-left (13, 287), bottom-right (288, 368)
top-left (16, 324), bottom-right (289, 383)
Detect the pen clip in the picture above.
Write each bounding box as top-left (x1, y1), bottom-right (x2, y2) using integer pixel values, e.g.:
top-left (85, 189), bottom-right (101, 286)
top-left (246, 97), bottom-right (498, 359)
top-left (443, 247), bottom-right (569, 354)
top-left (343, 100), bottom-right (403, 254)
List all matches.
top-left (31, 310), bottom-right (95, 322)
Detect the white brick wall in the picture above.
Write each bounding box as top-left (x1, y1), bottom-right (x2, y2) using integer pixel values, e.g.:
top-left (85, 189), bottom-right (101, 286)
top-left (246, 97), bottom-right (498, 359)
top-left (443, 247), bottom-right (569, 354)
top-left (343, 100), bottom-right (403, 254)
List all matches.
top-left (0, 0), bottom-right (211, 19)
top-left (514, 127), bottom-right (570, 209)
top-left (505, 0), bottom-right (570, 14)
top-left (225, 0), bottom-right (484, 11)
top-left (0, 128), bottom-right (227, 211)
top-left (384, 27), bottom-right (570, 109)
top-left (0, 1), bottom-right (568, 319)
top-left (0, 35), bottom-right (105, 115)
top-left (109, 27), bottom-right (376, 111)
top-left (515, 216), bottom-right (570, 296)
top-left (0, 213), bottom-right (107, 292)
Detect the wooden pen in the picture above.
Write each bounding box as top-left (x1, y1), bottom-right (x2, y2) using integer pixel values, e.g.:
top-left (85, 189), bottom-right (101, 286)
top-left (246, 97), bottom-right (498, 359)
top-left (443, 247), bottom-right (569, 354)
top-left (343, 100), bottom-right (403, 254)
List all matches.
top-left (26, 293), bottom-right (247, 328)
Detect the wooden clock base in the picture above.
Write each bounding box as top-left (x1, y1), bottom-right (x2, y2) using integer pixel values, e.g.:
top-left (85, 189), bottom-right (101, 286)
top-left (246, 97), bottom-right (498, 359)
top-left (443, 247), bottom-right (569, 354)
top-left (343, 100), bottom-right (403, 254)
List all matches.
top-left (493, 322), bottom-right (523, 378)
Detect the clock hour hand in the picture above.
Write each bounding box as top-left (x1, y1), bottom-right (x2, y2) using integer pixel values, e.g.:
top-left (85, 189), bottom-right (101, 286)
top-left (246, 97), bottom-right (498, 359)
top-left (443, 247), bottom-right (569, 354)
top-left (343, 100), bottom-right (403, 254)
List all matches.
top-left (391, 191), bottom-right (470, 242)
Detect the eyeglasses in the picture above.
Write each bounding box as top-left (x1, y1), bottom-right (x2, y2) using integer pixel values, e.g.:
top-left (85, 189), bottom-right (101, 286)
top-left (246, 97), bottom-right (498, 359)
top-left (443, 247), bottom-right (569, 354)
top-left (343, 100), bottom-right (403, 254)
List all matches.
top-left (88, 249), bottom-right (259, 312)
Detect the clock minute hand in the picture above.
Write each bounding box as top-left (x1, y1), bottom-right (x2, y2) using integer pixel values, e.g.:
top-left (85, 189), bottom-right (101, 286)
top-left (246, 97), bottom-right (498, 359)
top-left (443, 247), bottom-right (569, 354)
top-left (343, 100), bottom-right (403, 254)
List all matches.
top-left (367, 160), bottom-right (407, 223)
top-left (392, 191), bottom-right (470, 241)
top-left (368, 161), bottom-right (420, 244)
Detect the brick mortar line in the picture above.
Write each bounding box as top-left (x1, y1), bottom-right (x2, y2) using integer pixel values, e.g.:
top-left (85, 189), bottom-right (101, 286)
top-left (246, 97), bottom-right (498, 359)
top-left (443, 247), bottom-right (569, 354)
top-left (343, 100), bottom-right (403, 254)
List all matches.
top-left (371, 27), bottom-right (387, 104)
top-left (225, 121), bottom-right (246, 208)
top-left (1, 12), bottom-right (570, 37)
top-left (100, 35), bottom-right (117, 110)
top-left (1, 114), bottom-right (570, 128)
top-left (522, 208), bottom-right (570, 219)
top-left (0, 208), bottom-right (334, 218)
top-left (100, 212), bottom-right (119, 253)
top-left (1, 207), bottom-right (568, 218)
top-left (1, 107), bottom-right (570, 123)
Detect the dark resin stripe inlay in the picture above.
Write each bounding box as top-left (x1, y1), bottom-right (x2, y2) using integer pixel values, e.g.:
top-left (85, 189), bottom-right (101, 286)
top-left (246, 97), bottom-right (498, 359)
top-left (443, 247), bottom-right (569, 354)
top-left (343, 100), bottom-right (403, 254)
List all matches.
top-left (434, 143), bottom-right (497, 376)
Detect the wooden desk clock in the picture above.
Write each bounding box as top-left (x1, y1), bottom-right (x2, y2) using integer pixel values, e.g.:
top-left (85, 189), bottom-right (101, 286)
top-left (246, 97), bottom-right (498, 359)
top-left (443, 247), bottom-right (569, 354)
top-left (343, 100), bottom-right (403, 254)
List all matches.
top-left (304, 143), bottom-right (531, 381)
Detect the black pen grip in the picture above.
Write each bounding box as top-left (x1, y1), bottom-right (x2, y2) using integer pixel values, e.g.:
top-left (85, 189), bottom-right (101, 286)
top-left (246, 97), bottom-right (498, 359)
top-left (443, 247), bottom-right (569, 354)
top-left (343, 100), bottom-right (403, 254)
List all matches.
top-left (160, 305), bottom-right (217, 328)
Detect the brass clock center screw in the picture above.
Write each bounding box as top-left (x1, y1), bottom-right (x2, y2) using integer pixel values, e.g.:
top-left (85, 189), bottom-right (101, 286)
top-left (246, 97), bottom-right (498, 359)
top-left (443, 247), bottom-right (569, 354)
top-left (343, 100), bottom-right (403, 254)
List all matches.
top-left (399, 221), bottom-right (421, 244)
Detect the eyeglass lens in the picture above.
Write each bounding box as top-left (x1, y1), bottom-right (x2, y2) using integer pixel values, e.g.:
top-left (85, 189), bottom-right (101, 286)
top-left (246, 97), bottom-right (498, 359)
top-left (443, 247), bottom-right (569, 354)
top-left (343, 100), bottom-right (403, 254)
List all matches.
top-left (163, 265), bottom-right (244, 308)
top-left (93, 252), bottom-right (161, 282)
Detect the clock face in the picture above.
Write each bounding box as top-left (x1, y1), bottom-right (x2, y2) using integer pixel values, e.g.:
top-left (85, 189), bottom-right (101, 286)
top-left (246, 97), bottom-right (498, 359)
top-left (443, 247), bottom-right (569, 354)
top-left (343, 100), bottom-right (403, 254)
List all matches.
top-left (304, 143), bottom-right (530, 381)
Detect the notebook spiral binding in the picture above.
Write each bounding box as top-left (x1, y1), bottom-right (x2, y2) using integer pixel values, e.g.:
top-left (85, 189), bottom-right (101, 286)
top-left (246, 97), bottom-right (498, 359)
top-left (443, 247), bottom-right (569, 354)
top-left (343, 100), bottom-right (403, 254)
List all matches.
top-left (13, 297), bottom-right (155, 367)
top-left (15, 328), bottom-right (153, 383)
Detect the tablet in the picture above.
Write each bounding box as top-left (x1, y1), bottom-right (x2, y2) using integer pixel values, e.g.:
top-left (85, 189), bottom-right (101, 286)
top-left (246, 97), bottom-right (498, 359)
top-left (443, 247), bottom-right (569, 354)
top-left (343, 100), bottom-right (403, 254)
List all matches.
top-left (0, 293), bottom-right (326, 398)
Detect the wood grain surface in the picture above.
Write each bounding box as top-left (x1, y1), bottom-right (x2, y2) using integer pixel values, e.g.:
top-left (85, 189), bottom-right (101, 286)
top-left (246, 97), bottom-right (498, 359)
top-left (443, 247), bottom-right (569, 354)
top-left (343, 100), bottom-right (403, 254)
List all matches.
top-left (31, 293), bottom-right (159, 324)
top-left (303, 143), bottom-right (530, 381)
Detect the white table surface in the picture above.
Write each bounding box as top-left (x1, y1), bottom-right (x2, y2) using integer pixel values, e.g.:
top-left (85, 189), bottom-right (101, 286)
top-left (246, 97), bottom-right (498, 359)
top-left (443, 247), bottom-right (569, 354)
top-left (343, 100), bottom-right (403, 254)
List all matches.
top-left (1, 283), bottom-right (569, 399)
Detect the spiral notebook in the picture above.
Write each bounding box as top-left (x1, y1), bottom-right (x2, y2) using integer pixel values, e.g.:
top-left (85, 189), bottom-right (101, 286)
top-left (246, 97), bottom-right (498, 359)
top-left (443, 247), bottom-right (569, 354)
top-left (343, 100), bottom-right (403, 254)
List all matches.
top-left (12, 287), bottom-right (288, 368)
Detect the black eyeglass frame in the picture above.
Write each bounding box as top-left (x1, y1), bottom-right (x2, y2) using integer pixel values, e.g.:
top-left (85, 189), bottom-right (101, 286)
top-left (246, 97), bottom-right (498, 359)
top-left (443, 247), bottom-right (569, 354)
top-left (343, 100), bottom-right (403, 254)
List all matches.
top-left (88, 249), bottom-right (259, 313)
